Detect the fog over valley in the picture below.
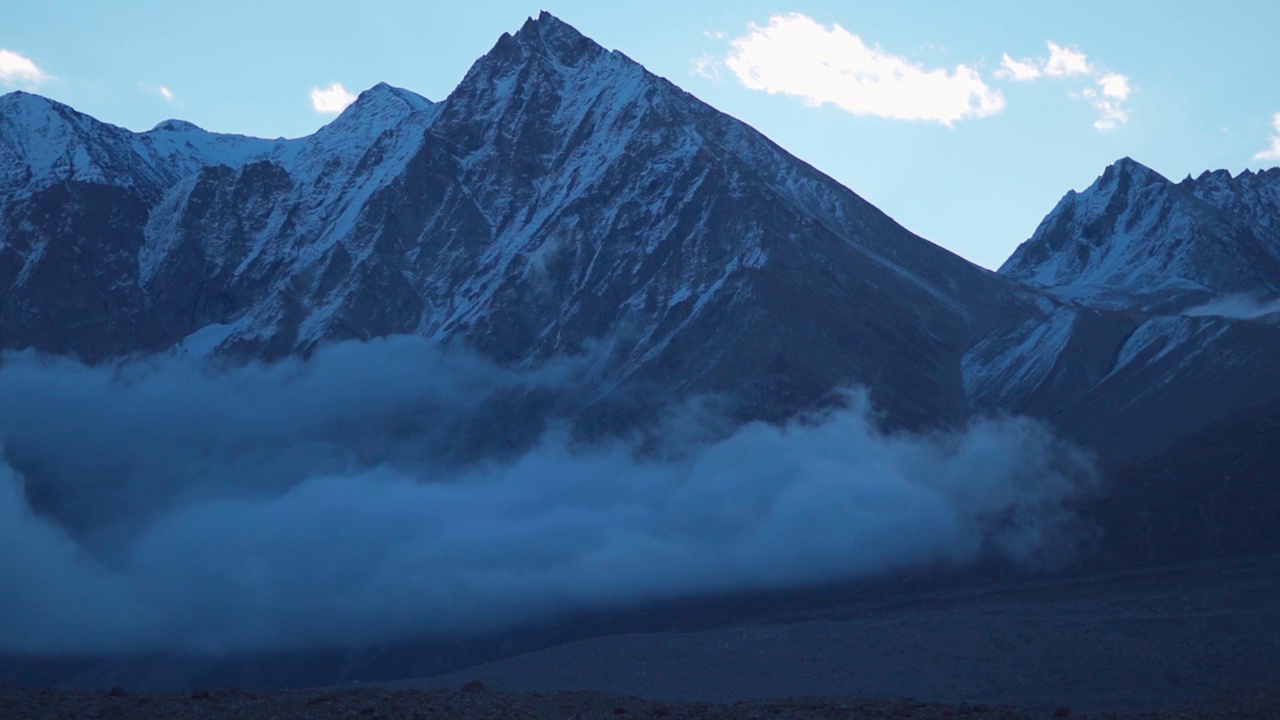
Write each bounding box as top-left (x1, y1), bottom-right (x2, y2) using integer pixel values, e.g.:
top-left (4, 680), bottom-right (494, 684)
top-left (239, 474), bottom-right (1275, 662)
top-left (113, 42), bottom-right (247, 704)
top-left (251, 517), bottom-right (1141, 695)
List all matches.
top-left (0, 338), bottom-right (1098, 655)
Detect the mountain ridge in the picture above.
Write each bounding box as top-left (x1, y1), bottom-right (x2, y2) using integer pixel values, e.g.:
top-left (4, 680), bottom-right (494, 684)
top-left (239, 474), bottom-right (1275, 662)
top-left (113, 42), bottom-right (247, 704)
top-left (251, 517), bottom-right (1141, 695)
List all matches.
top-left (2, 13), bottom-right (1279, 460)
top-left (0, 13), bottom-right (1042, 435)
top-left (1000, 156), bottom-right (1280, 310)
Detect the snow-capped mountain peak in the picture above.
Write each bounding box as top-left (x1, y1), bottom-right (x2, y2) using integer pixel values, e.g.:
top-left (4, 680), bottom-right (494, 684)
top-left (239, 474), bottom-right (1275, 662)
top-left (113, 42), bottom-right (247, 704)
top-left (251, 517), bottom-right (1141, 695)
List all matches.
top-left (0, 14), bottom-right (1040, 431)
top-left (331, 82), bottom-right (435, 128)
top-left (0, 90), bottom-right (168, 194)
top-left (1180, 165), bottom-right (1280, 230)
top-left (1000, 156), bottom-right (1280, 309)
top-left (149, 119), bottom-right (203, 133)
top-left (7, 14), bottom-right (1275, 461)
top-left (509, 11), bottom-right (607, 65)
top-left (0, 90), bottom-right (75, 128)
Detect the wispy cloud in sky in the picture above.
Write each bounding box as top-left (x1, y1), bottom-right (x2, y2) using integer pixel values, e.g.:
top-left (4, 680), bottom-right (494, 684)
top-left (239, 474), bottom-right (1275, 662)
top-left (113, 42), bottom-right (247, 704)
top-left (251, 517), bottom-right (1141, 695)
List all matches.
top-left (139, 83), bottom-right (177, 104)
top-left (996, 41), bottom-right (1131, 131)
top-left (691, 53), bottom-right (720, 81)
top-left (998, 54), bottom-right (1042, 81)
top-left (1043, 42), bottom-right (1091, 78)
top-left (0, 49), bottom-right (49, 87)
top-left (1089, 72), bottom-right (1131, 130)
top-left (720, 14), bottom-right (1004, 127)
top-left (310, 81), bottom-right (356, 114)
top-left (1255, 113), bottom-right (1280, 161)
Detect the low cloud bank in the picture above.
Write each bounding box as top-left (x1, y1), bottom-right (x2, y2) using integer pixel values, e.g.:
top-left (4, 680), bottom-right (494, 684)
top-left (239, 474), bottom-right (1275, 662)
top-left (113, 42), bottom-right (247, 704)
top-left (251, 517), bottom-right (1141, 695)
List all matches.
top-left (0, 337), bottom-right (1098, 655)
top-left (1184, 293), bottom-right (1280, 320)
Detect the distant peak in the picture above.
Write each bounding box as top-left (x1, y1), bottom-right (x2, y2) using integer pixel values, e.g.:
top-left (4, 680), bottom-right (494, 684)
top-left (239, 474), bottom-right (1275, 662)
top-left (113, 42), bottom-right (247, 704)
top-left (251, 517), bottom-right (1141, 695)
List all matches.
top-left (1, 90), bottom-right (57, 112)
top-left (150, 118), bottom-right (203, 133)
top-left (341, 82), bottom-right (433, 117)
top-left (363, 81), bottom-right (410, 98)
top-left (1097, 156), bottom-right (1168, 190)
top-left (1185, 167), bottom-right (1232, 184)
top-left (0, 91), bottom-right (82, 126)
top-left (518, 10), bottom-right (574, 35)
top-left (504, 11), bottom-right (602, 67)
top-left (1181, 166), bottom-right (1280, 191)
top-left (1110, 156), bottom-right (1159, 176)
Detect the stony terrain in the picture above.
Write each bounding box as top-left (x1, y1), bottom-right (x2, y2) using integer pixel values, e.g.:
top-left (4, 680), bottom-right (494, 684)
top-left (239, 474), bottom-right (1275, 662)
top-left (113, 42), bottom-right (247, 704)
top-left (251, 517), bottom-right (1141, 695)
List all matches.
top-left (7, 555), bottom-right (1279, 718)
top-left (4, 680), bottom-right (1280, 720)
top-left (400, 555), bottom-right (1280, 714)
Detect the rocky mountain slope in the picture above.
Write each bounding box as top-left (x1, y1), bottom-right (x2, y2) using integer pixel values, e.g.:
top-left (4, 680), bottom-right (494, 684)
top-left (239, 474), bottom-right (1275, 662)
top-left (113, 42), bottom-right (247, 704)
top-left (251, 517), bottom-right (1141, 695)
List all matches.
top-left (0, 12), bottom-right (1038, 432)
top-left (964, 158), bottom-right (1280, 458)
top-left (1090, 394), bottom-right (1280, 566)
top-left (1000, 157), bottom-right (1280, 310)
top-left (2, 15), bottom-right (1278, 457)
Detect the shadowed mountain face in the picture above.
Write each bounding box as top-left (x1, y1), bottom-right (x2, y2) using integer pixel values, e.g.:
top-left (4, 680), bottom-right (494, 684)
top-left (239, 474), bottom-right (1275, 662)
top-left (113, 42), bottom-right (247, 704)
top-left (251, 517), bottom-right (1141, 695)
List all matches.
top-left (996, 159), bottom-right (1280, 558)
top-left (1090, 394), bottom-right (1280, 566)
top-left (966, 158), bottom-right (1280, 460)
top-left (0, 13), bottom-right (1038, 430)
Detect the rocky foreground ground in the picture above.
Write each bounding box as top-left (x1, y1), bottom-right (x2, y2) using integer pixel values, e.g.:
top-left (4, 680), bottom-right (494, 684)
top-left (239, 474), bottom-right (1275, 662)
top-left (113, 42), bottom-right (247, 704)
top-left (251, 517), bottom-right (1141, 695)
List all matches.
top-left (4, 681), bottom-right (1280, 720)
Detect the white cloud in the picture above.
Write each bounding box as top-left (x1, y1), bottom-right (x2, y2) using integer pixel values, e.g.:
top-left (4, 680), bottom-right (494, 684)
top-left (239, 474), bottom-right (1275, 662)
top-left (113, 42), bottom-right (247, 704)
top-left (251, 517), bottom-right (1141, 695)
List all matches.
top-left (158, 85), bottom-right (175, 102)
top-left (996, 41), bottom-right (1130, 131)
top-left (1097, 72), bottom-right (1130, 100)
top-left (997, 53), bottom-right (1042, 81)
top-left (309, 81), bottom-right (356, 115)
top-left (1091, 72), bottom-right (1131, 131)
top-left (1255, 112), bottom-right (1280, 161)
top-left (0, 49), bottom-right (49, 87)
top-left (691, 53), bottom-right (720, 80)
top-left (722, 13), bottom-right (1004, 126)
top-left (1044, 42), bottom-right (1091, 77)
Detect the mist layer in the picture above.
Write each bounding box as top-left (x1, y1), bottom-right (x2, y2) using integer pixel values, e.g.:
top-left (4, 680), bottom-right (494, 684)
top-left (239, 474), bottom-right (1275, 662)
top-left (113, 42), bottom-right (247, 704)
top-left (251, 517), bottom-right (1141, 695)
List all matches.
top-left (0, 337), bottom-right (1098, 654)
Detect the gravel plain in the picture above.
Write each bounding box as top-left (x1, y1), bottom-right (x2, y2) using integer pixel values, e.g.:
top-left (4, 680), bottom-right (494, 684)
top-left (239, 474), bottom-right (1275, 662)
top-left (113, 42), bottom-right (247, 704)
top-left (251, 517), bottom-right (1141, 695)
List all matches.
top-left (5, 681), bottom-right (1280, 720)
top-left (404, 555), bottom-right (1280, 714)
top-left (8, 555), bottom-right (1280, 718)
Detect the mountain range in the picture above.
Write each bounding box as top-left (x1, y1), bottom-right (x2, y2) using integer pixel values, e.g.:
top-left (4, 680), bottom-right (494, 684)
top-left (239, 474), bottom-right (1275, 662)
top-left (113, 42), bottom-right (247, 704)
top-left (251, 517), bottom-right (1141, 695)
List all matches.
top-left (3, 10), bottom-right (1280, 696)
top-left (2, 12), bottom-right (1278, 514)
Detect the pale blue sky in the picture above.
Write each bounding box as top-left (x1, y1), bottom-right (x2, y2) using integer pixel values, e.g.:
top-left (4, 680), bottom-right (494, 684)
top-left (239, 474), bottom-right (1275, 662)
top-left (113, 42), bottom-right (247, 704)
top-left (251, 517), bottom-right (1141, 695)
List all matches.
top-left (3, 1), bottom-right (1278, 269)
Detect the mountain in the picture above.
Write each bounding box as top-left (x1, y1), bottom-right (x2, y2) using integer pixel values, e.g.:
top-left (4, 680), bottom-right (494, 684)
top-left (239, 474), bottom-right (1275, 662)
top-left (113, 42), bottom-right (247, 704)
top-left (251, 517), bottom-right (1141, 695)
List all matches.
top-left (1089, 393), bottom-right (1280, 566)
top-left (1, 14), bottom-right (1278, 462)
top-left (1000, 157), bottom-right (1280, 310)
top-left (5, 9), bottom-right (1280, 696)
top-left (951, 158), bottom-right (1280, 459)
top-left (0, 12), bottom-right (1039, 432)
top-left (962, 303), bottom-right (1280, 459)
top-left (0, 89), bottom-right (282, 356)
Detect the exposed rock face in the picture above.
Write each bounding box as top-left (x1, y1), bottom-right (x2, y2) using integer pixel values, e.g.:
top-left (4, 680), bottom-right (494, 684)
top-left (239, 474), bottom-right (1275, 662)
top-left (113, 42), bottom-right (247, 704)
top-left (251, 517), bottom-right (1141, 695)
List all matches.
top-left (0, 13), bottom-right (1038, 430)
